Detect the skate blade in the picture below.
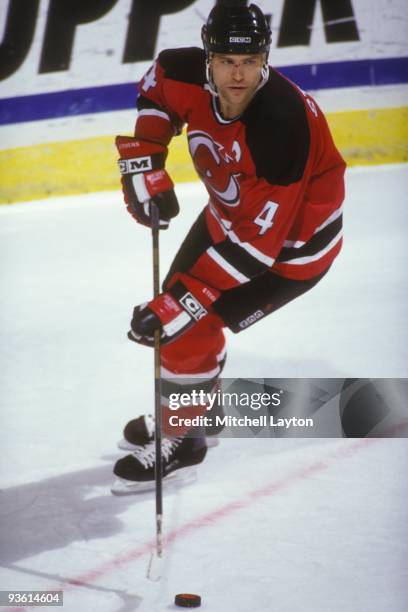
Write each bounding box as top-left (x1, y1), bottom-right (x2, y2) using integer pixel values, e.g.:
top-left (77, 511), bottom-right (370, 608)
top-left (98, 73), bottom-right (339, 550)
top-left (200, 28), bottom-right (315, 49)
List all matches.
top-left (117, 437), bottom-right (219, 452)
top-left (111, 466), bottom-right (198, 495)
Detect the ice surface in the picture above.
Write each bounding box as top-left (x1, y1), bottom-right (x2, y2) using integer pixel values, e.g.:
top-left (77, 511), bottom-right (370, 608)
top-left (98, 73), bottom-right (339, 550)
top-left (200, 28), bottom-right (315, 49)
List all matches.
top-left (0, 165), bottom-right (407, 611)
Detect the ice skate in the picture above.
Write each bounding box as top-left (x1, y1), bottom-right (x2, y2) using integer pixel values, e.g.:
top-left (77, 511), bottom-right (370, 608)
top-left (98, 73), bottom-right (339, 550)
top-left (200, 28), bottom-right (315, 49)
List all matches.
top-left (111, 435), bottom-right (207, 495)
top-left (117, 414), bottom-right (155, 450)
top-left (117, 409), bottom-right (224, 451)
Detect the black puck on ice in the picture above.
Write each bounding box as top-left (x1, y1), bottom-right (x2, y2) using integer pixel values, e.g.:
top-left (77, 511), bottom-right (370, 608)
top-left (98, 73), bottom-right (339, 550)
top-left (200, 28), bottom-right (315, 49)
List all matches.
top-left (174, 593), bottom-right (201, 608)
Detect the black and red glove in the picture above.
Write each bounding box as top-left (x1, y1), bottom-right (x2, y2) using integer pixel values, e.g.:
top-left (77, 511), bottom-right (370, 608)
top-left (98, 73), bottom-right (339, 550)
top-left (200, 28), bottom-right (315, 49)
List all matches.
top-left (128, 273), bottom-right (221, 346)
top-left (116, 135), bottom-right (179, 229)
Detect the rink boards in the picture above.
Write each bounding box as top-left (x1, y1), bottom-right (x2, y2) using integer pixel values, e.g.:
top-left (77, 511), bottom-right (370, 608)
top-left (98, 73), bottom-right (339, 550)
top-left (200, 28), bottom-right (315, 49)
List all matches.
top-left (1, 0), bottom-right (407, 203)
top-left (1, 104), bottom-right (407, 204)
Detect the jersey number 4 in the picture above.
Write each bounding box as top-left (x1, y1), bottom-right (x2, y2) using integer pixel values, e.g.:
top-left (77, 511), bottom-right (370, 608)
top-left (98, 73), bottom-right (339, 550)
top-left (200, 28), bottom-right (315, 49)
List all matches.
top-left (141, 62), bottom-right (158, 92)
top-left (254, 201), bottom-right (279, 235)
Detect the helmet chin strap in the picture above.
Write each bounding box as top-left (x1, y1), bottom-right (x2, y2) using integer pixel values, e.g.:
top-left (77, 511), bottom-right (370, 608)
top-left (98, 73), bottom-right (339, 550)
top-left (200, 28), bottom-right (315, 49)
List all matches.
top-left (205, 59), bottom-right (219, 97)
top-left (256, 63), bottom-right (270, 92)
top-left (205, 58), bottom-right (270, 98)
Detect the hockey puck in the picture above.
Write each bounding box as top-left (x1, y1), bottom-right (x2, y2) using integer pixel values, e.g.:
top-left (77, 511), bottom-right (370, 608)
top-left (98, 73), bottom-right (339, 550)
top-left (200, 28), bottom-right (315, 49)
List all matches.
top-left (174, 593), bottom-right (201, 608)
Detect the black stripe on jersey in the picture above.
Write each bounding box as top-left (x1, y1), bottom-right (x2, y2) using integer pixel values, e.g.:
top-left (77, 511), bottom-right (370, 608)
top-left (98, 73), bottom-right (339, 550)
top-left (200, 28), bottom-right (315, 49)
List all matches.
top-left (242, 69), bottom-right (310, 186)
top-left (158, 47), bottom-right (206, 86)
top-left (277, 215), bottom-right (342, 262)
top-left (137, 93), bottom-right (183, 135)
top-left (213, 240), bottom-right (268, 278)
top-left (137, 95), bottom-right (166, 112)
top-left (163, 209), bottom-right (213, 289)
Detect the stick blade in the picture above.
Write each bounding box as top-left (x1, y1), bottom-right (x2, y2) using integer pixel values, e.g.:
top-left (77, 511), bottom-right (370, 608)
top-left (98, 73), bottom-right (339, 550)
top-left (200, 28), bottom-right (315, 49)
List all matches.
top-left (147, 549), bottom-right (163, 581)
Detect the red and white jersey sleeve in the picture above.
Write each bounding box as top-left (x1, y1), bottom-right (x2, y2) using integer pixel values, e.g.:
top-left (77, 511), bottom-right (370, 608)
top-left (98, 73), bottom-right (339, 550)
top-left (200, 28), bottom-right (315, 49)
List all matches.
top-left (133, 48), bottom-right (346, 288)
top-left (133, 59), bottom-right (185, 145)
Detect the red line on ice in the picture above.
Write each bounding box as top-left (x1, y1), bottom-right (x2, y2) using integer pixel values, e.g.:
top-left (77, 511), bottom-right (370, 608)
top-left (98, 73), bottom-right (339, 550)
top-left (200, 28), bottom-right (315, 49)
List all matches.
top-left (7, 424), bottom-right (408, 611)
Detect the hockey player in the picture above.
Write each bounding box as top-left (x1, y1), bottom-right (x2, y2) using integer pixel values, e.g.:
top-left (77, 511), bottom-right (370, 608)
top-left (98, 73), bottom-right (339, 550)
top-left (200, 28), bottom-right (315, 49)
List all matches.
top-left (112, 2), bottom-right (346, 492)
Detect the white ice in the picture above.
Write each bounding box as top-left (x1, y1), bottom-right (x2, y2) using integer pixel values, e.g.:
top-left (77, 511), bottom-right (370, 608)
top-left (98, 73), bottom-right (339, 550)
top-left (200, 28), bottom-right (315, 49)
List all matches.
top-left (0, 165), bottom-right (407, 611)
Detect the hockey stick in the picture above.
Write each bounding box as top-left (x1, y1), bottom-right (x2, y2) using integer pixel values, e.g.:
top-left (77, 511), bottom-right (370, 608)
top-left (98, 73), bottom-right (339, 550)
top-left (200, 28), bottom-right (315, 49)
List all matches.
top-left (147, 202), bottom-right (164, 582)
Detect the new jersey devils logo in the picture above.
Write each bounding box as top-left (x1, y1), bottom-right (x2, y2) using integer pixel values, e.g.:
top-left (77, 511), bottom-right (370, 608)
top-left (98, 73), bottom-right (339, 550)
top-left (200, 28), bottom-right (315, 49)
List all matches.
top-left (188, 131), bottom-right (241, 207)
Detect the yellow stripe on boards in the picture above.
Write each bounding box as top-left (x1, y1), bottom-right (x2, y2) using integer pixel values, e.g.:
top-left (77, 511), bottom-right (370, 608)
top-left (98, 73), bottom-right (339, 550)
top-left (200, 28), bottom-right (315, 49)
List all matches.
top-left (0, 107), bottom-right (407, 204)
top-left (1, 136), bottom-right (119, 204)
top-left (327, 106), bottom-right (408, 166)
top-left (0, 132), bottom-right (197, 204)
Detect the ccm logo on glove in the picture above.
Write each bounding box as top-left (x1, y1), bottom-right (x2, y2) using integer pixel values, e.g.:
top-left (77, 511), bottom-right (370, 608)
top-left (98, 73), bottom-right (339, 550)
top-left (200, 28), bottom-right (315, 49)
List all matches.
top-left (179, 292), bottom-right (208, 320)
top-left (128, 273), bottom-right (220, 347)
top-left (118, 156), bottom-right (152, 174)
top-left (116, 135), bottom-right (179, 229)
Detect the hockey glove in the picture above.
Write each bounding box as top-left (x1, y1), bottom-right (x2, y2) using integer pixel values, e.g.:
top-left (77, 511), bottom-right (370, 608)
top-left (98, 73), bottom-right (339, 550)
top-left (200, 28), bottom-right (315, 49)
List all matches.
top-left (128, 273), bottom-right (220, 346)
top-left (116, 135), bottom-right (179, 229)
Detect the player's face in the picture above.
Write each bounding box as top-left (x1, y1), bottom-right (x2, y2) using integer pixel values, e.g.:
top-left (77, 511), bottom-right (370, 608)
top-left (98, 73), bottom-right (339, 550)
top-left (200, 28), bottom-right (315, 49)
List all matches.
top-left (210, 53), bottom-right (265, 118)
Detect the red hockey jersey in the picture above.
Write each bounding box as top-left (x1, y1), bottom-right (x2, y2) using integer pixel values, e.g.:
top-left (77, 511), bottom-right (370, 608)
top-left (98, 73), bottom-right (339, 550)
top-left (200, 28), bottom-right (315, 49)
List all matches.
top-left (134, 48), bottom-right (346, 288)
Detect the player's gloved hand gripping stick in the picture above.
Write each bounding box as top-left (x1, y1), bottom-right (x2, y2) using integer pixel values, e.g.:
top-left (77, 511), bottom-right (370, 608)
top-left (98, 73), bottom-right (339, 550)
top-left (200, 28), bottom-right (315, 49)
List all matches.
top-left (128, 273), bottom-right (220, 346)
top-left (116, 135), bottom-right (180, 229)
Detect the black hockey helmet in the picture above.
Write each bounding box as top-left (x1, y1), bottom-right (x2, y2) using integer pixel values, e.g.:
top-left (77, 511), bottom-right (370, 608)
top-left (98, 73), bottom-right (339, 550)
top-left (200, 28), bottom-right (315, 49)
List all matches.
top-left (202, 1), bottom-right (271, 57)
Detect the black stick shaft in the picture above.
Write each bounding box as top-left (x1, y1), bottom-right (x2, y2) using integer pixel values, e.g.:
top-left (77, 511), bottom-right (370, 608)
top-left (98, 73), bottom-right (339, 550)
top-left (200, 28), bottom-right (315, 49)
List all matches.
top-left (150, 204), bottom-right (163, 555)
